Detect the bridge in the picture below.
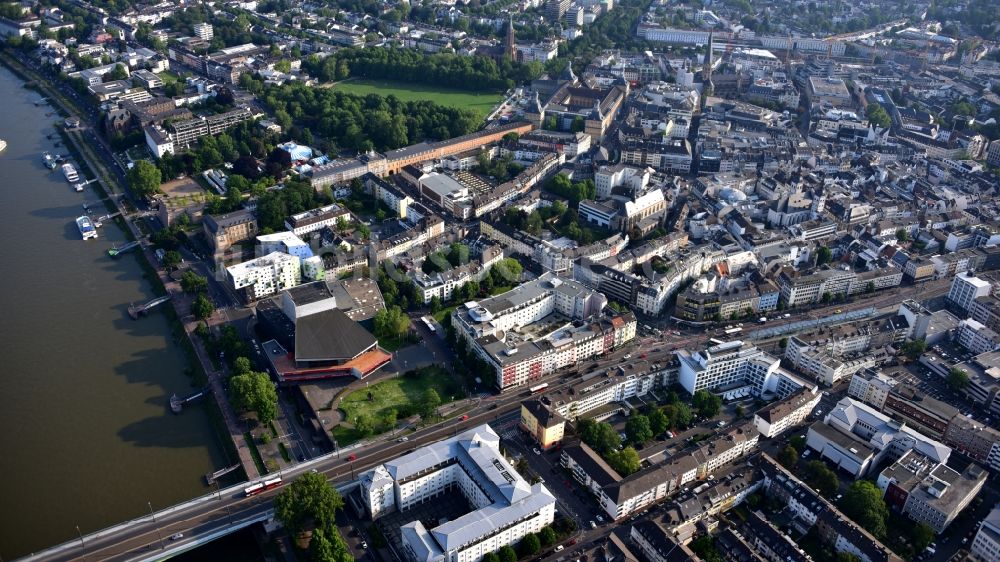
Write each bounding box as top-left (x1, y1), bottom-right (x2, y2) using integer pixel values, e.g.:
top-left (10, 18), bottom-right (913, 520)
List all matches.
top-left (108, 240), bottom-right (141, 258)
top-left (128, 296), bottom-right (171, 319)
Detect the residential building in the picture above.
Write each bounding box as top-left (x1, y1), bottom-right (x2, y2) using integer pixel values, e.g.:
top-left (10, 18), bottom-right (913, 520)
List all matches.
top-left (284, 204), bottom-right (352, 236)
top-left (848, 369), bottom-right (898, 410)
top-left (519, 400), bottom-right (565, 450)
top-left (970, 504), bottom-right (1000, 562)
top-left (753, 387), bottom-right (822, 438)
top-left (256, 232), bottom-right (313, 261)
top-left (359, 425), bottom-right (556, 562)
top-left (948, 273), bottom-right (993, 314)
top-left (226, 251), bottom-right (302, 300)
top-left (193, 22), bottom-right (213, 41)
top-left (676, 340), bottom-right (814, 400)
top-left (876, 450), bottom-right (987, 533)
top-left (956, 319), bottom-right (1000, 355)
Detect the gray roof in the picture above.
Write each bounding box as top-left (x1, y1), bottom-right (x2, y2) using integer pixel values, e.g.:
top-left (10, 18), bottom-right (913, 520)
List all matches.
top-left (293, 308), bottom-right (377, 361)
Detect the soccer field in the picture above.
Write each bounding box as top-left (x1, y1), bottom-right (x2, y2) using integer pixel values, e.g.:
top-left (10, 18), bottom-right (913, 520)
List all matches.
top-left (332, 79), bottom-right (503, 120)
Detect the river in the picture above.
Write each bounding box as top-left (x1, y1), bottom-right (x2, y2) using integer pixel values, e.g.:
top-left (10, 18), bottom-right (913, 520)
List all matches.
top-left (0, 65), bottom-right (227, 559)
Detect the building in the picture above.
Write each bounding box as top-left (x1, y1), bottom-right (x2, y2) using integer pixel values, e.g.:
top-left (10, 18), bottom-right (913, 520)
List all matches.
top-left (519, 400), bottom-right (565, 450)
top-left (676, 340), bottom-right (814, 400)
top-left (806, 76), bottom-right (852, 108)
top-left (753, 387), bottom-right (822, 438)
top-left (193, 22), bottom-right (213, 41)
top-left (876, 450), bottom-right (987, 533)
top-left (359, 425), bottom-right (556, 562)
top-left (203, 209), bottom-right (258, 256)
top-left (284, 203), bottom-right (352, 236)
top-left (848, 369), bottom-right (898, 410)
top-left (948, 273), bottom-right (993, 315)
top-left (987, 140), bottom-right (1000, 168)
top-left (256, 232), bottom-right (313, 260)
top-left (970, 504), bottom-right (1000, 562)
top-left (549, 359), bottom-right (677, 422)
top-left (956, 319), bottom-right (1000, 355)
top-left (805, 398), bottom-right (950, 478)
top-left (451, 272), bottom-right (636, 390)
top-left (226, 251), bottom-right (302, 300)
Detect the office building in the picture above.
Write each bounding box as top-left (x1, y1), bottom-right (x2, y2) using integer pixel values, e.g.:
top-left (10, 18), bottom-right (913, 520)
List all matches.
top-left (948, 273), bottom-right (992, 314)
top-left (970, 504), bottom-right (1000, 562)
top-left (876, 450), bottom-right (986, 533)
top-left (360, 425), bottom-right (556, 562)
top-left (753, 387), bottom-right (821, 438)
top-left (676, 340), bottom-right (814, 400)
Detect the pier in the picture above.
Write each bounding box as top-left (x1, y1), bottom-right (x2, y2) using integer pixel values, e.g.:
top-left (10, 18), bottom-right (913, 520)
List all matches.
top-left (169, 387), bottom-right (208, 414)
top-left (127, 295), bottom-right (171, 319)
top-left (108, 240), bottom-right (141, 257)
top-left (204, 464), bottom-right (241, 485)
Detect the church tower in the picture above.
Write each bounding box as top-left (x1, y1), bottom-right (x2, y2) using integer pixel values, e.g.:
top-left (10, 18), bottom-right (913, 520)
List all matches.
top-left (702, 31), bottom-right (715, 97)
top-left (505, 18), bottom-right (516, 61)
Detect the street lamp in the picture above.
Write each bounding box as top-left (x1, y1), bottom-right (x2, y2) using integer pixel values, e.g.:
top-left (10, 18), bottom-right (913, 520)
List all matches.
top-left (148, 501), bottom-right (164, 550)
top-left (75, 525), bottom-right (84, 548)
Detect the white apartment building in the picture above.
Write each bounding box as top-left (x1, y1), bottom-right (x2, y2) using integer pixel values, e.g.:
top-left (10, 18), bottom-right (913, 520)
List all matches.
top-left (594, 164), bottom-right (652, 198)
top-left (948, 273), bottom-right (993, 314)
top-left (876, 450), bottom-right (987, 533)
top-left (753, 387), bottom-right (822, 438)
top-left (193, 22), bottom-right (213, 40)
top-left (359, 425), bottom-right (556, 562)
top-left (676, 341), bottom-right (814, 400)
top-left (970, 505), bottom-right (1000, 562)
top-left (256, 232), bottom-right (313, 260)
top-left (848, 369), bottom-right (898, 410)
top-left (284, 204), bottom-right (352, 236)
top-left (226, 251), bottom-right (302, 300)
top-left (957, 319), bottom-right (1000, 355)
top-left (783, 335), bottom-right (882, 385)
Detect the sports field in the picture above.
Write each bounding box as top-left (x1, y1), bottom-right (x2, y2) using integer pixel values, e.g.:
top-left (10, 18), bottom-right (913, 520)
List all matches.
top-left (332, 79), bottom-right (503, 120)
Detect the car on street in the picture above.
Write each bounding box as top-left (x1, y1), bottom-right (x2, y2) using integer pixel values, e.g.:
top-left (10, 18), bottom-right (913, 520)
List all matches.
top-left (533, 447), bottom-right (541, 454)
top-left (347, 453), bottom-right (357, 462)
top-left (398, 436), bottom-right (409, 442)
top-left (170, 533), bottom-right (184, 541)
top-left (360, 541), bottom-right (368, 549)
top-left (555, 545), bottom-right (565, 552)
top-left (590, 521), bottom-right (597, 529)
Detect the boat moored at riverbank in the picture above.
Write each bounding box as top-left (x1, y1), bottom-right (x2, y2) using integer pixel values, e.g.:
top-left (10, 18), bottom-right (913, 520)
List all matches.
top-left (76, 215), bottom-right (97, 240)
top-left (61, 163), bottom-right (79, 183)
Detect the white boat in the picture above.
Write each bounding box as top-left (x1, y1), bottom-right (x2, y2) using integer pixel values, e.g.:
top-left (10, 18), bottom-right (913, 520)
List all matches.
top-left (76, 216), bottom-right (97, 240)
top-left (62, 163), bottom-right (79, 183)
top-left (73, 183), bottom-right (84, 192)
top-left (0, 139), bottom-right (7, 152)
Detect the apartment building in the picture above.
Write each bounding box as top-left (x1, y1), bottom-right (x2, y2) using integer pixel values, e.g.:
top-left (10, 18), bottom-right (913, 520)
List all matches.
top-left (753, 387), bottom-right (822, 438)
top-left (848, 369), bottom-right (898, 410)
top-left (451, 273), bottom-right (635, 390)
top-left (549, 359), bottom-right (678, 422)
top-left (169, 106), bottom-right (255, 148)
top-left (677, 340), bottom-right (814, 400)
top-left (778, 267), bottom-right (857, 307)
top-left (876, 450), bottom-right (986, 533)
top-left (970, 505), bottom-right (1000, 562)
top-left (359, 425), bottom-right (556, 562)
top-left (783, 334), bottom-right (885, 386)
top-left (957, 319), bottom-right (1000, 355)
top-left (519, 400), bottom-right (566, 450)
top-left (948, 273), bottom-right (993, 314)
top-left (284, 203), bottom-right (352, 237)
top-left (562, 422), bottom-right (759, 520)
top-left (226, 251), bottom-right (302, 301)
top-left (256, 232), bottom-right (313, 261)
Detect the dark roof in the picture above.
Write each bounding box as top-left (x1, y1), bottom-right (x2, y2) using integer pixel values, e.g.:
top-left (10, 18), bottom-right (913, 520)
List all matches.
top-left (294, 308), bottom-right (377, 362)
top-left (204, 208), bottom-right (256, 233)
top-left (562, 440), bottom-right (621, 488)
top-left (522, 400), bottom-right (564, 428)
top-left (285, 280), bottom-right (335, 306)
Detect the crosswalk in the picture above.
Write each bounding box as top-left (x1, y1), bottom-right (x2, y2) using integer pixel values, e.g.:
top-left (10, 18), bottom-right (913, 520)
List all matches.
top-left (500, 428), bottom-right (520, 441)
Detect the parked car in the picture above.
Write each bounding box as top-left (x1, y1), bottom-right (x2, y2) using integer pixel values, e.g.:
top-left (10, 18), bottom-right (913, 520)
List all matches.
top-left (555, 545), bottom-right (565, 552)
top-left (170, 533), bottom-right (184, 541)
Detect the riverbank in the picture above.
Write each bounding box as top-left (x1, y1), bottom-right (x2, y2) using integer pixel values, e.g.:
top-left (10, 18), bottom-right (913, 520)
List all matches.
top-left (0, 53), bottom-right (231, 559)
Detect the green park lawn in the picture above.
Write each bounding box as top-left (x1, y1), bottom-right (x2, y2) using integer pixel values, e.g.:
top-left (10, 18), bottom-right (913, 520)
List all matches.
top-left (332, 79), bottom-right (503, 120)
top-left (339, 366), bottom-right (462, 434)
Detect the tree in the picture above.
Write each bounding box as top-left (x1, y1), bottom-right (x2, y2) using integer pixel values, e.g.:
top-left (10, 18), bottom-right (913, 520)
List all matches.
top-left (180, 270), bottom-right (208, 294)
top-left (648, 408), bottom-right (669, 436)
top-left (607, 447), bottom-right (642, 476)
top-left (948, 368), bottom-right (970, 391)
top-left (821, 292), bottom-right (833, 304)
top-left (578, 419), bottom-right (621, 454)
top-left (429, 295), bottom-right (443, 314)
top-left (840, 480), bottom-right (888, 539)
top-left (273, 472), bottom-right (345, 536)
top-left (902, 339), bottom-right (927, 360)
top-left (805, 460), bottom-right (840, 497)
top-left (538, 526), bottom-right (557, 547)
top-left (233, 356), bottom-right (253, 376)
top-left (911, 522), bottom-right (934, 554)
top-left (625, 414), bottom-right (653, 446)
top-left (482, 553), bottom-right (501, 562)
top-left (816, 246), bottom-right (833, 266)
top-left (355, 412), bottom-right (376, 436)
top-left (127, 160), bottom-right (162, 198)
top-left (519, 533), bottom-right (540, 556)
top-left (230, 370), bottom-right (278, 425)
top-left (497, 545), bottom-right (517, 562)
top-left (192, 293), bottom-right (215, 320)
top-left (836, 554), bottom-right (861, 562)
top-left (778, 445), bottom-right (799, 468)
top-left (866, 103), bottom-right (891, 128)
top-left (692, 390), bottom-right (722, 419)
top-left (896, 228), bottom-right (909, 242)
top-left (162, 250), bottom-right (182, 270)
top-left (420, 388), bottom-right (441, 418)
top-left (106, 62), bottom-right (129, 81)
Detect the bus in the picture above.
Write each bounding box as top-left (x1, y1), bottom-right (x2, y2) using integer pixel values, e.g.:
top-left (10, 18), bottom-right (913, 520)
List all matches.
top-left (421, 316), bottom-right (436, 333)
top-left (529, 383), bottom-right (549, 394)
top-left (244, 476), bottom-right (283, 497)
top-left (723, 327), bottom-right (742, 336)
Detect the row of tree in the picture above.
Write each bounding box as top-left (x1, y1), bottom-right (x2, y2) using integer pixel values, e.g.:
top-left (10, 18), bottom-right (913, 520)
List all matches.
top-left (301, 47), bottom-right (544, 92)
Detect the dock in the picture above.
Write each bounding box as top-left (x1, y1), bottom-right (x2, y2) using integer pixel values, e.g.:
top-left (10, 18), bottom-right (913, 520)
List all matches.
top-left (108, 240), bottom-right (141, 258)
top-left (204, 464), bottom-right (241, 485)
top-left (169, 387), bottom-right (208, 414)
top-left (128, 295), bottom-right (171, 319)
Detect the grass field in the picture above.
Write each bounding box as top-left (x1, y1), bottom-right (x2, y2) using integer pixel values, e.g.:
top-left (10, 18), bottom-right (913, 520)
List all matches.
top-left (339, 366), bottom-right (461, 433)
top-left (332, 79), bottom-right (503, 120)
